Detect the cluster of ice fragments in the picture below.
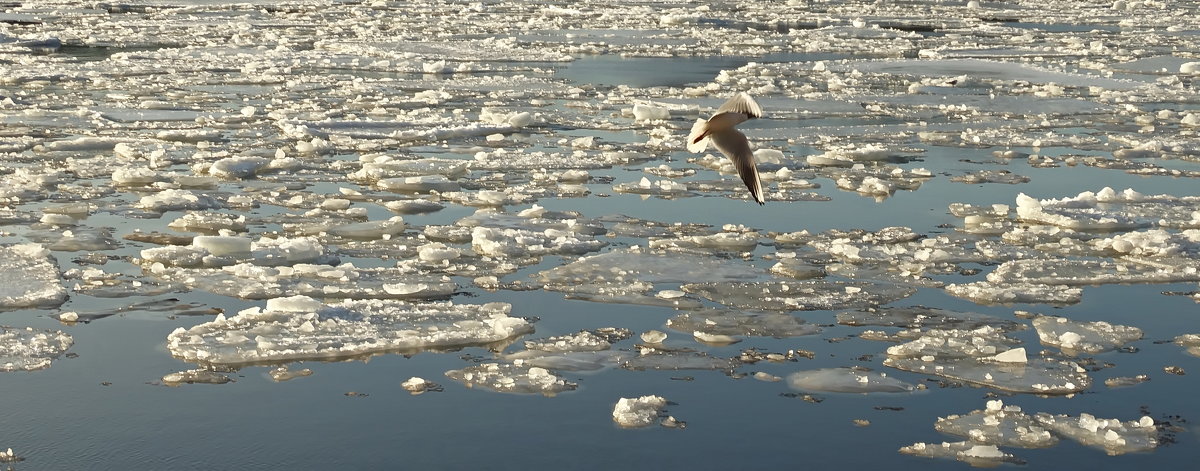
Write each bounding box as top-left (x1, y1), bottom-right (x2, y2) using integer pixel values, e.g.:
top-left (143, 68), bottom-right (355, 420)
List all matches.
top-left (0, 327), bottom-right (73, 372)
top-left (903, 400), bottom-right (1157, 466)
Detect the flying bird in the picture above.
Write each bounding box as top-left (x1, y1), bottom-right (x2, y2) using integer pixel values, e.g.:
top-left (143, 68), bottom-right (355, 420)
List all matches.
top-left (686, 92), bottom-right (765, 205)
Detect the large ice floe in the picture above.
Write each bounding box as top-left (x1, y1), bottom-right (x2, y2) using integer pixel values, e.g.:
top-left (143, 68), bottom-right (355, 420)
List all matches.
top-left (903, 399), bottom-right (1158, 465)
top-left (167, 296), bottom-right (532, 365)
top-left (0, 244), bottom-right (67, 309)
top-left (882, 326), bottom-right (1091, 395)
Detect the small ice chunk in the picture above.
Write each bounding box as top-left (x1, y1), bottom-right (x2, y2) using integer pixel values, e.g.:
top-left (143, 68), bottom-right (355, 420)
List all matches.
top-left (402, 376), bottom-right (440, 394)
top-left (640, 330), bottom-right (667, 344)
top-left (192, 235), bottom-right (252, 257)
top-left (612, 395), bottom-right (668, 428)
top-left (991, 348), bottom-right (1027, 363)
top-left (269, 366), bottom-right (313, 382)
top-left (632, 104), bottom-right (669, 121)
top-left (161, 369), bottom-right (231, 386)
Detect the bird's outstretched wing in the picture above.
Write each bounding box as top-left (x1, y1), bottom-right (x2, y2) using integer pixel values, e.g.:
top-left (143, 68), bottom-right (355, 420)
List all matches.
top-left (715, 92), bottom-right (763, 119)
top-left (710, 129), bottom-right (765, 205)
top-left (686, 118), bottom-right (710, 152)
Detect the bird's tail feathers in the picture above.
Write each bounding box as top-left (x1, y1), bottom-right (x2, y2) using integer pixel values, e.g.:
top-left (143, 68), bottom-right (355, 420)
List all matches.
top-left (686, 118), bottom-right (709, 153)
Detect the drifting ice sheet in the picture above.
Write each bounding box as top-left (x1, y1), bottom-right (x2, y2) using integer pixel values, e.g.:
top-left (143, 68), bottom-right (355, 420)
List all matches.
top-left (682, 281), bottom-right (915, 311)
top-left (167, 296), bottom-right (532, 365)
top-left (667, 310), bottom-right (820, 338)
top-left (1032, 316), bottom-right (1143, 355)
top-left (787, 368), bottom-right (915, 393)
top-left (0, 244), bottom-right (67, 309)
top-left (935, 400), bottom-right (1059, 448)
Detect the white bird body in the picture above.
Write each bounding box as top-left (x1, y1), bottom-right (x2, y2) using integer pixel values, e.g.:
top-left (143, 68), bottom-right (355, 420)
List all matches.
top-left (686, 92), bottom-right (765, 205)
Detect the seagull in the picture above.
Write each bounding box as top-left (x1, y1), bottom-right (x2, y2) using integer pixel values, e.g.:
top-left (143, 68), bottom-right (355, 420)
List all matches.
top-left (686, 92), bottom-right (765, 205)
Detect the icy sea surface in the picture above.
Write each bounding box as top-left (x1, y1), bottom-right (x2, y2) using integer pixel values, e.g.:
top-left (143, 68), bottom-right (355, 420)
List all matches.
top-left (2, 0), bottom-right (1200, 469)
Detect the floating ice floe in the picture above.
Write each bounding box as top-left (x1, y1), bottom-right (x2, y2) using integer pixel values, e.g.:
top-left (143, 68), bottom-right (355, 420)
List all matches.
top-left (0, 327), bottom-right (73, 372)
top-left (0, 244), bottom-right (67, 309)
top-left (536, 249), bottom-right (760, 307)
top-left (445, 362), bottom-right (576, 396)
top-left (944, 280), bottom-right (1083, 305)
top-left (1174, 334), bottom-right (1200, 357)
top-left (899, 441), bottom-right (1025, 467)
top-left (838, 306), bottom-right (1026, 333)
top-left (161, 369), bottom-right (232, 386)
top-left (1032, 316), bottom-right (1142, 355)
top-left (613, 395), bottom-right (669, 428)
top-left (269, 366), bottom-right (313, 382)
top-left (682, 280), bottom-right (915, 311)
top-left (622, 351), bottom-right (737, 371)
top-left (884, 327), bottom-right (1091, 394)
top-left (471, 226), bottom-right (606, 259)
top-left (143, 260), bottom-right (454, 300)
top-left (401, 377), bottom-right (441, 394)
top-left (935, 400), bottom-right (1059, 448)
top-left (167, 296), bottom-right (532, 365)
top-left (1032, 412), bottom-right (1157, 455)
top-left (787, 368), bottom-right (915, 393)
top-left (667, 309), bottom-right (820, 338)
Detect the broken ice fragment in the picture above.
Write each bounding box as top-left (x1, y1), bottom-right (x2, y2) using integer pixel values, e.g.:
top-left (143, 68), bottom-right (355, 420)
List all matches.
top-left (899, 441), bottom-right (1025, 467)
top-left (269, 366), bottom-right (313, 382)
top-left (787, 368), bottom-right (915, 393)
top-left (402, 377), bottom-right (441, 394)
top-left (682, 281), bottom-right (915, 311)
top-left (168, 296), bottom-right (531, 365)
top-left (935, 401), bottom-right (1059, 448)
top-left (162, 369), bottom-right (232, 386)
top-left (613, 395), bottom-right (668, 428)
top-left (445, 363), bottom-right (576, 396)
top-left (945, 281), bottom-right (1082, 305)
top-left (0, 327), bottom-right (73, 372)
top-left (1174, 333), bottom-right (1200, 356)
top-left (667, 310), bottom-right (819, 338)
top-left (1032, 316), bottom-right (1142, 355)
top-left (989, 348), bottom-right (1027, 364)
top-left (0, 244), bottom-right (67, 309)
top-left (1033, 412), bottom-right (1157, 455)
top-left (885, 356), bottom-right (1091, 395)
